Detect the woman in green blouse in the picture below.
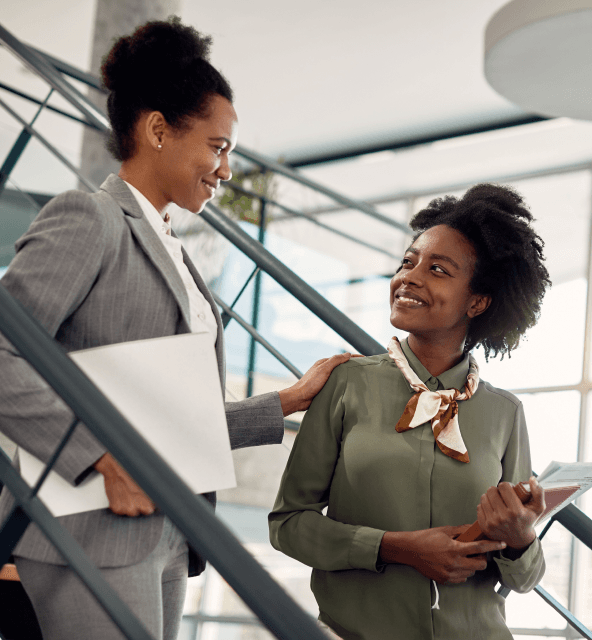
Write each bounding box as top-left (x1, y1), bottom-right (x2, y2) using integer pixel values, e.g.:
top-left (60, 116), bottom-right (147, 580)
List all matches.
top-left (269, 184), bottom-right (550, 640)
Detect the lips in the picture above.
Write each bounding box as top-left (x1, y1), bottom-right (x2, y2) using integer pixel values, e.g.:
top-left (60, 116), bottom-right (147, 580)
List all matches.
top-left (394, 290), bottom-right (427, 307)
top-left (202, 180), bottom-right (218, 197)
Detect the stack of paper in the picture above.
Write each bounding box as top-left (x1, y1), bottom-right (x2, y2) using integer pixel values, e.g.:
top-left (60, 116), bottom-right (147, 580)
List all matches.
top-left (19, 332), bottom-right (236, 517)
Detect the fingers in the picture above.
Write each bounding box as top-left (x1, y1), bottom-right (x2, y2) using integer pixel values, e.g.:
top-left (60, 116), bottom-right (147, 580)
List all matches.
top-left (497, 482), bottom-right (523, 511)
top-left (529, 476), bottom-right (546, 516)
top-left (101, 462), bottom-right (155, 516)
top-left (462, 539), bottom-right (506, 557)
top-left (486, 484), bottom-right (513, 512)
top-left (110, 489), bottom-right (155, 516)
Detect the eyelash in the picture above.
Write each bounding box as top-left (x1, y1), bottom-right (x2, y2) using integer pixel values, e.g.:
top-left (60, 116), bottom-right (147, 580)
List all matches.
top-left (400, 258), bottom-right (448, 275)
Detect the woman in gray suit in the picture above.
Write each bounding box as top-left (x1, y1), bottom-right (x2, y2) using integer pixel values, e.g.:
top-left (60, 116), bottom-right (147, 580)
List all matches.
top-left (0, 17), bottom-right (350, 640)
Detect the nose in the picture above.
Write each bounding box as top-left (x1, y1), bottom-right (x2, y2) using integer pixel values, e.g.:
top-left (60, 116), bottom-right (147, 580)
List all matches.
top-left (216, 154), bottom-right (232, 182)
top-left (396, 265), bottom-right (424, 288)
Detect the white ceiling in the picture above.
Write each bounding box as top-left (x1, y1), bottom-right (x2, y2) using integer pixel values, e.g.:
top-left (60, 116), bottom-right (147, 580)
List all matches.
top-left (184, 0), bottom-right (528, 161)
top-left (2, 0), bottom-right (592, 203)
top-left (1, 0), bottom-right (530, 162)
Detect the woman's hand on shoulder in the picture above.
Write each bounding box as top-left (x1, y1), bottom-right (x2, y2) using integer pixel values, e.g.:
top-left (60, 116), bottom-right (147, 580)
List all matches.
top-left (477, 476), bottom-right (545, 550)
top-left (278, 353), bottom-right (356, 416)
top-left (379, 526), bottom-right (506, 584)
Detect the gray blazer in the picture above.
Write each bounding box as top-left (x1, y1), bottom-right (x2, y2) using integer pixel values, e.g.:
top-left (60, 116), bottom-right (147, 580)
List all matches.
top-left (0, 174), bottom-right (284, 576)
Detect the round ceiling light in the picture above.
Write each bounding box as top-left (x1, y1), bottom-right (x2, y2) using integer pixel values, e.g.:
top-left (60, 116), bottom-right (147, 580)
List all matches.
top-left (484, 0), bottom-right (592, 121)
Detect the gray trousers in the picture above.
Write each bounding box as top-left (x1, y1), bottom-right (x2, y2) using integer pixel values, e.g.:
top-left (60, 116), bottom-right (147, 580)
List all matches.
top-left (15, 518), bottom-right (189, 640)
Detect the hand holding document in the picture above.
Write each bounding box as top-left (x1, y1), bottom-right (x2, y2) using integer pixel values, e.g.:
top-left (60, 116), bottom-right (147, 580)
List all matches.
top-left (19, 332), bottom-right (236, 517)
top-left (457, 461), bottom-right (592, 543)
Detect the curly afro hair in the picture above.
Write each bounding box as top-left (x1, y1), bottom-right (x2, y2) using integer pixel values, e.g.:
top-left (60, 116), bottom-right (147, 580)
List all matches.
top-left (409, 183), bottom-right (551, 360)
top-left (101, 16), bottom-right (233, 161)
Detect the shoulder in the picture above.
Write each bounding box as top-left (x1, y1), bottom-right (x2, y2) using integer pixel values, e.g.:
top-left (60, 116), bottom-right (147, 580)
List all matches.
top-left (28, 188), bottom-right (125, 237)
top-left (341, 352), bottom-right (391, 371)
top-left (43, 188), bottom-right (122, 219)
top-left (476, 378), bottom-right (522, 410)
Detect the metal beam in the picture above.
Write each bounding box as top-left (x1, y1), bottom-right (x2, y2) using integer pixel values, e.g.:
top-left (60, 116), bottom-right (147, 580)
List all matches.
top-left (287, 115), bottom-right (551, 168)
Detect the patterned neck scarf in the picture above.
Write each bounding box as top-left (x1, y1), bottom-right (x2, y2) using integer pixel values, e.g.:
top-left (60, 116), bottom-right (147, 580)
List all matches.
top-left (387, 337), bottom-right (479, 463)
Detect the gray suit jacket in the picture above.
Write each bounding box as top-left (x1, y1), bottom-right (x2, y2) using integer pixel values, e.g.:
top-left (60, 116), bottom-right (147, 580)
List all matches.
top-left (0, 174), bottom-right (284, 576)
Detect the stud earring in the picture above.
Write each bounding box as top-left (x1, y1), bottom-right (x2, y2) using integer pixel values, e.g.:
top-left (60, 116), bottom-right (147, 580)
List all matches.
top-left (157, 143), bottom-right (163, 150)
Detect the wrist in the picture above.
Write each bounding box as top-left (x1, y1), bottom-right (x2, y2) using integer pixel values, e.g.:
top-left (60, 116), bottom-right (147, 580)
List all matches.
top-left (379, 531), bottom-right (418, 566)
top-left (278, 386), bottom-right (306, 416)
top-left (506, 528), bottom-right (536, 553)
top-left (93, 452), bottom-right (116, 475)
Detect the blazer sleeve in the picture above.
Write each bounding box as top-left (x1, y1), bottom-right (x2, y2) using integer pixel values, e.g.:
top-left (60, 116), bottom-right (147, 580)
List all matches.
top-left (225, 392), bottom-right (285, 450)
top-left (494, 402), bottom-right (545, 593)
top-left (268, 365), bottom-right (385, 572)
top-left (0, 191), bottom-right (109, 485)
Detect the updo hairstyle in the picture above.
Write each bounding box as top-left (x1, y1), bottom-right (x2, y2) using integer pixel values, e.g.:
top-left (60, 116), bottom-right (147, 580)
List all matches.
top-left (409, 184), bottom-right (551, 360)
top-left (101, 16), bottom-right (233, 161)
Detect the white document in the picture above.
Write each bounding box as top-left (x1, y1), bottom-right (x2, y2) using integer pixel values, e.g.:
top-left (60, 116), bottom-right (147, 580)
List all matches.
top-left (19, 332), bottom-right (236, 517)
top-left (534, 460), bottom-right (592, 523)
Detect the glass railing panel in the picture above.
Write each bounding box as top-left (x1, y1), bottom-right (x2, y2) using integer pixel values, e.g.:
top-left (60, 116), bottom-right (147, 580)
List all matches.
top-left (510, 391), bottom-right (581, 636)
top-left (181, 502), bottom-right (318, 640)
top-left (572, 394), bottom-right (592, 629)
top-left (506, 586), bottom-right (569, 638)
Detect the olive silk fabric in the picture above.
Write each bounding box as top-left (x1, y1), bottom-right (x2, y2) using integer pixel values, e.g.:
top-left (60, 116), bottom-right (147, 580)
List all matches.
top-left (269, 340), bottom-right (545, 640)
top-left (388, 336), bottom-right (479, 463)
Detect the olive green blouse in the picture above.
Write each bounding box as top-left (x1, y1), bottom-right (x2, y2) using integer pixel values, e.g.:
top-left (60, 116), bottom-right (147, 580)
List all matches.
top-left (269, 340), bottom-right (545, 640)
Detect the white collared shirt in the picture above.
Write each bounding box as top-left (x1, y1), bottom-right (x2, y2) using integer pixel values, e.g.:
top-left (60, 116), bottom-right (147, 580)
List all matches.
top-left (124, 181), bottom-right (218, 345)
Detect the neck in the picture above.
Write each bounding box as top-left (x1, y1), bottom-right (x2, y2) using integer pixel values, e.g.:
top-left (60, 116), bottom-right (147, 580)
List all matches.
top-left (407, 333), bottom-right (466, 377)
top-left (119, 161), bottom-right (168, 214)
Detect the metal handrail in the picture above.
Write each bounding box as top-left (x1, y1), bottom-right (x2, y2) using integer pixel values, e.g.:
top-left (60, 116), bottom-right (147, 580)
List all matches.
top-left (233, 144), bottom-right (409, 232)
top-left (202, 203), bottom-right (385, 356)
top-left (212, 292), bottom-right (304, 378)
top-left (0, 24), bottom-right (109, 132)
top-left (0, 285), bottom-right (328, 640)
top-left (0, 449), bottom-right (155, 640)
top-left (218, 181), bottom-right (401, 259)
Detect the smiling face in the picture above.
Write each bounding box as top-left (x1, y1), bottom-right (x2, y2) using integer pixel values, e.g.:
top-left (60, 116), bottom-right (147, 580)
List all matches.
top-left (389, 225), bottom-right (490, 347)
top-left (154, 94), bottom-right (238, 213)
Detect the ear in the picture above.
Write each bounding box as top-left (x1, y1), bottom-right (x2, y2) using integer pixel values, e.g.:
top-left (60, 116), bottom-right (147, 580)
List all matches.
top-left (144, 111), bottom-right (168, 152)
top-left (467, 294), bottom-right (491, 319)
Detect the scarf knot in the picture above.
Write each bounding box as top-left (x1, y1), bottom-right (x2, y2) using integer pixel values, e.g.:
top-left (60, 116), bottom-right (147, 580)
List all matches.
top-left (387, 337), bottom-right (479, 463)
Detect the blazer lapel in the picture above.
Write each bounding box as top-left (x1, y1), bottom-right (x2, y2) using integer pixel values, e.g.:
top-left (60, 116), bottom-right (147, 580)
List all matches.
top-left (99, 174), bottom-right (192, 331)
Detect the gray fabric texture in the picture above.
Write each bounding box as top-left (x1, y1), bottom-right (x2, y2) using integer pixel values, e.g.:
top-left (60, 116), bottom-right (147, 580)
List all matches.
top-left (15, 517), bottom-right (189, 640)
top-left (0, 174), bottom-right (284, 575)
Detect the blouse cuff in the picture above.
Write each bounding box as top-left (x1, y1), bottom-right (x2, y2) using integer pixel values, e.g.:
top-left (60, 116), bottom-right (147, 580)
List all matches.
top-left (348, 526), bottom-right (386, 573)
top-left (495, 537), bottom-right (540, 574)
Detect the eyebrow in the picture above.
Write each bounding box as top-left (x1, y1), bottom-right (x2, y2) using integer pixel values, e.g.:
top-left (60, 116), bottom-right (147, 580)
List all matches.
top-left (210, 137), bottom-right (232, 147)
top-left (405, 246), bottom-right (461, 270)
